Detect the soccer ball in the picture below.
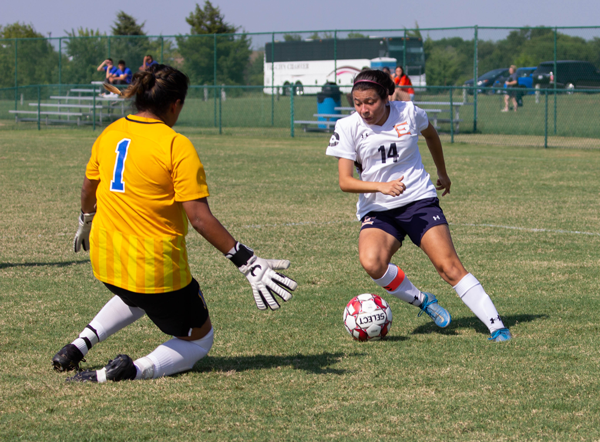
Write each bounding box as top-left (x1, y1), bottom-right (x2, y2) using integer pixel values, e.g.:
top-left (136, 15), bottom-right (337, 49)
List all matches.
top-left (343, 294), bottom-right (392, 341)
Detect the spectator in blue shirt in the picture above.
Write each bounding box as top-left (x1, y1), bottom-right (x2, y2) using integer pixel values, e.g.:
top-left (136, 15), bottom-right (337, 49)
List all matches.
top-left (139, 55), bottom-right (159, 71)
top-left (97, 58), bottom-right (118, 83)
top-left (112, 60), bottom-right (133, 85)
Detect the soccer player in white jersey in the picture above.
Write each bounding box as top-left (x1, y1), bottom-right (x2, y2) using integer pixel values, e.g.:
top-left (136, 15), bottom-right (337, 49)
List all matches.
top-left (326, 69), bottom-right (511, 342)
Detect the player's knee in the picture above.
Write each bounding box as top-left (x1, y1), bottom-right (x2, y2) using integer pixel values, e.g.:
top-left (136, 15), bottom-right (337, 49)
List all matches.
top-left (359, 255), bottom-right (388, 280)
top-left (435, 262), bottom-right (467, 285)
top-left (172, 327), bottom-right (214, 373)
top-left (189, 327), bottom-right (214, 356)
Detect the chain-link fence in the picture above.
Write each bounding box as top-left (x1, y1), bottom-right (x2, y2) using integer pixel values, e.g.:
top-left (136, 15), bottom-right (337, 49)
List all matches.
top-left (1, 26), bottom-right (599, 148)
top-left (2, 83), bottom-right (598, 149)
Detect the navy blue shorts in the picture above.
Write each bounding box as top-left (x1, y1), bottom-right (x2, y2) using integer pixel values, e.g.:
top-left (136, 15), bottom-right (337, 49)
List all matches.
top-left (104, 278), bottom-right (209, 337)
top-left (360, 197), bottom-right (448, 247)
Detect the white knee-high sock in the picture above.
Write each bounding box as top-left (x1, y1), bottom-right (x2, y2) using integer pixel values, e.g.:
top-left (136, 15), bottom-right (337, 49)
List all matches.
top-left (373, 264), bottom-right (425, 306)
top-left (134, 327), bottom-right (214, 380)
top-left (454, 273), bottom-right (505, 333)
top-left (71, 296), bottom-right (146, 356)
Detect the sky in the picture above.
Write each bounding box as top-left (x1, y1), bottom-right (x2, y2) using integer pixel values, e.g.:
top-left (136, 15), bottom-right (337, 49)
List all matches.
top-left (2, 0), bottom-right (599, 39)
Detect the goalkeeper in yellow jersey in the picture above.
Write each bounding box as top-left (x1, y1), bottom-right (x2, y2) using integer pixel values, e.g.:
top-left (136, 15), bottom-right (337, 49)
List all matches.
top-left (52, 64), bottom-right (297, 383)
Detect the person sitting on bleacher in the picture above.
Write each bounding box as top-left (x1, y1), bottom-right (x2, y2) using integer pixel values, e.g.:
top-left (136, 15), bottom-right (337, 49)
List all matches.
top-left (391, 66), bottom-right (415, 102)
top-left (97, 58), bottom-right (119, 83)
top-left (139, 55), bottom-right (158, 71)
top-left (111, 60), bottom-right (133, 85)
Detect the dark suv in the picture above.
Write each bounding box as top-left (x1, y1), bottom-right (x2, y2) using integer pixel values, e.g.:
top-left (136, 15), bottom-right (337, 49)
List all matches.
top-left (464, 68), bottom-right (510, 94)
top-left (533, 60), bottom-right (600, 91)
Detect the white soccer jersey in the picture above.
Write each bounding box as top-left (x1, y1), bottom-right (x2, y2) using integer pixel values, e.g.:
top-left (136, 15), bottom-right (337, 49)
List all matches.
top-left (326, 101), bottom-right (437, 220)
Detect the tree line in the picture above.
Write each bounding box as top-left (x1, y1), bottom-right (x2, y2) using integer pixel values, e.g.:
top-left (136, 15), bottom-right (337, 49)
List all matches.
top-left (425, 28), bottom-right (600, 86)
top-left (0, 1), bottom-right (254, 88)
top-left (1, 6), bottom-right (600, 89)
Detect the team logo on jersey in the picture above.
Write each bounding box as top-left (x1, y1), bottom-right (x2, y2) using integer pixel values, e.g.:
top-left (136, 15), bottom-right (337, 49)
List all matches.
top-left (394, 122), bottom-right (411, 138)
top-left (328, 132), bottom-right (340, 147)
top-left (360, 132), bottom-right (370, 140)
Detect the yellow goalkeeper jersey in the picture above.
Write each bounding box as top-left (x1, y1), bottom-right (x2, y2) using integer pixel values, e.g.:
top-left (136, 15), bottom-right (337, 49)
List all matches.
top-left (85, 115), bottom-right (209, 293)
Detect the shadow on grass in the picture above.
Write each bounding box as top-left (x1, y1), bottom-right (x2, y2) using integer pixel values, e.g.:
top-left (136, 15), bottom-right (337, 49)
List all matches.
top-left (64, 352), bottom-right (366, 380)
top-left (382, 335), bottom-right (410, 342)
top-left (193, 351), bottom-right (366, 375)
top-left (411, 313), bottom-right (549, 336)
top-left (0, 260), bottom-right (88, 269)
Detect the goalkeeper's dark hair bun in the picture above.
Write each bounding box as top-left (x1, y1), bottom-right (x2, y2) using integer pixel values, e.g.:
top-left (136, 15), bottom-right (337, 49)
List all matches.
top-left (123, 64), bottom-right (190, 118)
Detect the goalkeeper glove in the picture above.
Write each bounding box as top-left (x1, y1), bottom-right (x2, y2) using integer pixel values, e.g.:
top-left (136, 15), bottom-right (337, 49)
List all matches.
top-left (226, 242), bottom-right (298, 310)
top-left (73, 211), bottom-right (95, 253)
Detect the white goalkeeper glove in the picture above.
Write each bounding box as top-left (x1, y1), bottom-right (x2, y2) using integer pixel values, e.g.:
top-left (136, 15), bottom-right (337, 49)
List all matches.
top-left (73, 211), bottom-right (95, 253)
top-left (226, 242), bottom-right (298, 310)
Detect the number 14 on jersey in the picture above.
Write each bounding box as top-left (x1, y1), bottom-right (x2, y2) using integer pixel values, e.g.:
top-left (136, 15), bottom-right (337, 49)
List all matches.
top-left (378, 143), bottom-right (400, 164)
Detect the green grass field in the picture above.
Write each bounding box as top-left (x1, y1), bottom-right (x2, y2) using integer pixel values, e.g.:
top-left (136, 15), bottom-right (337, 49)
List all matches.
top-left (1, 129), bottom-right (600, 441)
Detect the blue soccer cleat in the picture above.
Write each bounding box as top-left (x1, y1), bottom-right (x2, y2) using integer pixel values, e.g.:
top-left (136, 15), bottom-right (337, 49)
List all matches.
top-left (489, 328), bottom-right (512, 342)
top-left (417, 292), bottom-right (451, 328)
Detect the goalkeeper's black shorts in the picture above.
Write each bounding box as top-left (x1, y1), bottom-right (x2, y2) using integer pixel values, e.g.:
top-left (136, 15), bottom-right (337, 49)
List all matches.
top-left (104, 278), bottom-right (209, 337)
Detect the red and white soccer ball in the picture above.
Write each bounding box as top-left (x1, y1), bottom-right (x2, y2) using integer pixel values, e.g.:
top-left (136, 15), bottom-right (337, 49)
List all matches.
top-left (343, 294), bottom-right (392, 341)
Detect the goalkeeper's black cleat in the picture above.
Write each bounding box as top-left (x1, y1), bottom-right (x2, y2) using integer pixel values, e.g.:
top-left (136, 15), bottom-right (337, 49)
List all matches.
top-left (52, 344), bottom-right (85, 372)
top-left (66, 354), bottom-right (136, 383)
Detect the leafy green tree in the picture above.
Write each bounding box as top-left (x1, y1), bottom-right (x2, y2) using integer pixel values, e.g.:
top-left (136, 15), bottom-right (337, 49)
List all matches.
top-left (283, 34), bottom-right (302, 41)
top-left (424, 35), bottom-right (473, 85)
top-left (0, 22), bottom-right (58, 87)
top-left (246, 51), bottom-right (264, 85)
top-left (176, 1), bottom-right (251, 85)
top-left (111, 11), bottom-right (146, 36)
top-left (306, 32), bottom-right (333, 40)
top-left (185, 1), bottom-right (234, 34)
top-left (588, 37), bottom-right (600, 68)
top-left (62, 28), bottom-right (109, 85)
top-left (406, 22), bottom-right (422, 39)
top-left (348, 32), bottom-right (367, 39)
top-left (1, 22), bottom-right (42, 38)
top-left (426, 46), bottom-right (465, 86)
top-left (110, 11), bottom-right (151, 74)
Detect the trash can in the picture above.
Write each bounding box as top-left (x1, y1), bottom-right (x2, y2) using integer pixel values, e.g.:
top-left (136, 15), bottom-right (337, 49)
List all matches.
top-left (317, 83), bottom-right (341, 129)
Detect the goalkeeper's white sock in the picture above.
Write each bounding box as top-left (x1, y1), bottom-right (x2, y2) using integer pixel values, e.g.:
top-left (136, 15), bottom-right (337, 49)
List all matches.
top-left (71, 296), bottom-right (145, 356)
top-left (373, 264), bottom-right (425, 306)
top-left (134, 328), bottom-right (214, 380)
top-left (453, 273), bottom-right (505, 333)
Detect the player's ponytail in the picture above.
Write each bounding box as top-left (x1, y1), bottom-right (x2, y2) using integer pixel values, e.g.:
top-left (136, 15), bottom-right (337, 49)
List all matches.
top-left (352, 69), bottom-right (395, 99)
top-left (122, 64), bottom-right (189, 117)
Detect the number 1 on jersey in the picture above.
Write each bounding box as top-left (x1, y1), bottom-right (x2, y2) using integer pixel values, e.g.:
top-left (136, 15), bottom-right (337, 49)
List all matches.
top-left (110, 139), bottom-right (131, 193)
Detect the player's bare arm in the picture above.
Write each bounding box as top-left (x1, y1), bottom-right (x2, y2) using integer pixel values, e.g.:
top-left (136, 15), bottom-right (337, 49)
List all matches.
top-left (81, 177), bottom-right (99, 212)
top-left (182, 198), bottom-right (236, 254)
top-left (338, 158), bottom-right (406, 197)
top-left (183, 197), bottom-right (297, 311)
top-left (421, 123), bottom-right (451, 196)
